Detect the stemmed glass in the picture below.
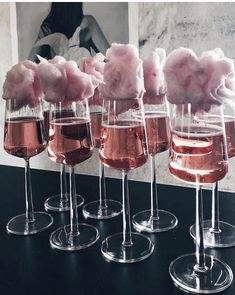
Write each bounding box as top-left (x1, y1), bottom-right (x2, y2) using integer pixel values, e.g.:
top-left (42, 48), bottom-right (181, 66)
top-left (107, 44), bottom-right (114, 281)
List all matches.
top-left (132, 100), bottom-right (178, 232)
top-left (190, 102), bottom-right (235, 247)
top-left (43, 105), bottom-right (84, 212)
top-left (168, 103), bottom-right (233, 293)
top-left (82, 93), bottom-right (122, 219)
top-left (4, 99), bottom-right (53, 235)
top-left (100, 97), bottom-right (154, 263)
top-left (48, 99), bottom-right (99, 250)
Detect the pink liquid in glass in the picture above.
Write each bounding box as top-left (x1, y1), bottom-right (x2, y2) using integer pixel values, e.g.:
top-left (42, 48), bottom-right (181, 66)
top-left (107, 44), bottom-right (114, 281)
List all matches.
top-left (90, 112), bottom-right (102, 148)
top-left (145, 112), bottom-right (170, 155)
top-left (4, 117), bottom-right (46, 159)
top-left (225, 116), bottom-right (235, 158)
top-left (169, 125), bottom-right (228, 184)
top-left (99, 120), bottom-right (148, 171)
top-left (48, 117), bottom-right (93, 166)
top-left (43, 110), bottom-right (50, 143)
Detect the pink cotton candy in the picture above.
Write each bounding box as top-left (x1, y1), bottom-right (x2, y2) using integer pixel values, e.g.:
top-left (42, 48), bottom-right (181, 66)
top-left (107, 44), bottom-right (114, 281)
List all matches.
top-left (38, 56), bottom-right (67, 103)
top-left (50, 55), bottom-right (66, 65)
top-left (200, 50), bottom-right (235, 105)
top-left (38, 55), bottom-right (96, 103)
top-left (3, 61), bottom-right (43, 110)
top-left (100, 43), bottom-right (145, 100)
top-left (163, 47), bottom-right (235, 113)
top-left (79, 53), bottom-right (105, 106)
top-left (143, 48), bottom-right (166, 104)
top-left (64, 61), bottom-right (95, 102)
top-left (79, 53), bottom-right (105, 87)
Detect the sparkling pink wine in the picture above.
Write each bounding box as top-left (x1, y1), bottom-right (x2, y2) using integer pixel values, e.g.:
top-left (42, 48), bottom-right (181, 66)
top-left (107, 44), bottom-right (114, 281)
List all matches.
top-left (224, 116), bottom-right (235, 158)
top-left (145, 111), bottom-right (170, 155)
top-left (195, 115), bottom-right (235, 159)
top-left (99, 120), bottom-right (148, 171)
top-left (90, 112), bottom-right (102, 148)
top-left (43, 110), bottom-right (50, 143)
top-left (44, 110), bottom-right (75, 144)
top-left (169, 125), bottom-right (228, 184)
top-left (4, 117), bottom-right (46, 159)
top-left (48, 117), bottom-right (93, 166)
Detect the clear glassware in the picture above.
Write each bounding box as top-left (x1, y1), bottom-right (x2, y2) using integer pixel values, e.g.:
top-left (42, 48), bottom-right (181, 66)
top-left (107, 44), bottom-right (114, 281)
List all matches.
top-left (4, 99), bottom-right (53, 235)
top-left (168, 103), bottom-right (233, 293)
top-left (190, 102), bottom-right (235, 247)
top-left (43, 103), bottom-right (84, 212)
top-left (82, 96), bottom-right (122, 219)
top-left (100, 97), bottom-right (154, 263)
top-left (132, 100), bottom-right (178, 232)
top-left (48, 99), bottom-right (99, 251)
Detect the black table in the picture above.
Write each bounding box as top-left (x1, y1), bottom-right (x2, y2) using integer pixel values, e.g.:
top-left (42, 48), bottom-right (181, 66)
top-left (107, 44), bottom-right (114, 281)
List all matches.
top-left (0, 164), bottom-right (235, 295)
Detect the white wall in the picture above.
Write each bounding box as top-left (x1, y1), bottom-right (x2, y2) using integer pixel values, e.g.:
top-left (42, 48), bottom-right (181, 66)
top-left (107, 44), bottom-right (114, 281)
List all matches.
top-left (0, 3), bottom-right (21, 169)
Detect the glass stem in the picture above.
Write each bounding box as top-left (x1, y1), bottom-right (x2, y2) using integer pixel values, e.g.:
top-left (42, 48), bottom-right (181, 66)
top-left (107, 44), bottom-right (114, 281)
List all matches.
top-left (194, 185), bottom-right (208, 273)
top-left (211, 182), bottom-right (221, 233)
top-left (150, 154), bottom-right (159, 220)
top-left (99, 161), bottom-right (107, 209)
top-left (60, 164), bottom-right (68, 203)
top-left (25, 159), bottom-right (35, 223)
top-left (69, 166), bottom-right (79, 236)
top-left (122, 171), bottom-right (133, 247)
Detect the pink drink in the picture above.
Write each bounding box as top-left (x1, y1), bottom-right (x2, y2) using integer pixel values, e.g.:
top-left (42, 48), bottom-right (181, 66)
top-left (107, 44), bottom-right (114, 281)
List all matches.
top-left (99, 120), bottom-right (148, 171)
top-left (169, 125), bottom-right (228, 184)
top-left (4, 117), bottom-right (46, 159)
top-left (48, 117), bottom-right (93, 166)
top-left (145, 111), bottom-right (170, 155)
top-left (44, 110), bottom-right (76, 144)
top-left (225, 116), bottom-right (235, 158)
top-left (43, 110), bottom-right (50, 143)
top-left (90, 112), bottom-right (102, 148)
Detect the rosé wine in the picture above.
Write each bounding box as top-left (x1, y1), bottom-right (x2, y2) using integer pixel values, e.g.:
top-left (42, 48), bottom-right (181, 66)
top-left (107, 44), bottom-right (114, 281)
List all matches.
top-left (4, 117), bottom-right (46, 159)
top-left (43, 110), bottom-right (50, 143)
top-left (169, 124), bottom-right (228, 184)
top-left (48, 117), bottom-right (93, 166)
top-left (44, 109), bottom-right (76, 144)
top-left (224, 116), bottom-right (235, 158)
top-left (194, 114), bottom-right (235, 159)
top-left (145, 111), bottom-right (170, 155)
top-left (99, 120), bottom-right (148, 171)
top-left (90, 112), bottom-right (102, 148)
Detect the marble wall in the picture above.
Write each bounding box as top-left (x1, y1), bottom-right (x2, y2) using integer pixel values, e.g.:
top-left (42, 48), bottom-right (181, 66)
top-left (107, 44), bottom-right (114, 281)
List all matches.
top-left (139, 2), bottom-right (235, 59)
top-left (0, 3), bottom-right (235, 192)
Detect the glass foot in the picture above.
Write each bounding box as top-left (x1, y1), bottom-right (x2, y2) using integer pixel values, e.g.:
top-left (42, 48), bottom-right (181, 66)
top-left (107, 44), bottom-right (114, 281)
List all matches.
top-left (50, 224), bottom-right (100, 251)
top-left (190, 220), bottom-right (235, 248)
top-left (44, 194), bottom-right (84, 212)
top-left (132, 209), bottom-right (178, 233)
top-left (83, 199), bottom-right (122, 220)
top-left (169, 253), bottom-right (233, 294)
top-left (7, 212), bottom-right (53, 235)
top-left (101, 232), bottom-right (154, 263)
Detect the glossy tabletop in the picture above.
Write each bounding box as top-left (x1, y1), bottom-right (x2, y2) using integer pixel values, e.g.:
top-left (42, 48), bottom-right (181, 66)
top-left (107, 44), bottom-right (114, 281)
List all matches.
top-left (0, 165), bottom-right (235, 295)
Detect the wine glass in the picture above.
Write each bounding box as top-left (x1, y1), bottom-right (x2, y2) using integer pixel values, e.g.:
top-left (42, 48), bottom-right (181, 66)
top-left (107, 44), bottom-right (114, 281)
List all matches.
top-left (48, 99), bottom-right (99, 250)
top-left (43, 104), bottom-right (84, 212)
top-left (190, 101), bottom-right (235, 247)
top-left (132, 99), bottom-right (178, 232)
top-left (100, 97), bottom-right (154, 263)
top-left (82, 93), bottom-right (122, 219)
top-left (168, 103), bottom-right (233, 293)
top-left (4, 99), bottom-right (53, 235)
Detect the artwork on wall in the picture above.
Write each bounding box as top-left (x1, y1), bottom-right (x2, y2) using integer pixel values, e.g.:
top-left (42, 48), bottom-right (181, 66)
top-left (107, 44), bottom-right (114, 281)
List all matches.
top-left (16, 2), bottom-right (129, 63)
